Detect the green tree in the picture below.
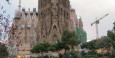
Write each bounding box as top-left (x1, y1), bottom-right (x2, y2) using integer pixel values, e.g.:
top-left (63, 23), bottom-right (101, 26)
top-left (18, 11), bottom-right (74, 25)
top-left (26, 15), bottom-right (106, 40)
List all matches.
top-left (61, 30), bottom-right (80, 51)
top-left (48, 43), bottom-right (58, 52)
top-left (0, 43), bottom-right (8, 58)
top-left (31, 42), bottom-right (50, 58)
top-left (107, 30), bottom-right (115, 41)
top-left (96, 37), bottom-right (112, 49)
top-left (81, 40), bottom-right (96, 50)
top-left (31, 30), bottom-right (80, 58)
top-left (48, 40), bottom-right (64, 52)
top-left (81, 36), bottom-right (114, 58)
top-left (82, 36), bottom-right (112, 50)
top-left (107, 30), bottom-right (115, 57)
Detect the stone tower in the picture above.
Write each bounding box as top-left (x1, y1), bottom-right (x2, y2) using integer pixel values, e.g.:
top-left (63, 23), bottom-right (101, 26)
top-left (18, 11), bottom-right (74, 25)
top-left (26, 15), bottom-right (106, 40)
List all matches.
top-left (38, 0), bottom-right (70, 43)
top-left (69, 8), bottom-right (78, 31)
top-left (79, 17), bottom-right (83, 29)
top-left (8, 8), bottom-right (38, 56)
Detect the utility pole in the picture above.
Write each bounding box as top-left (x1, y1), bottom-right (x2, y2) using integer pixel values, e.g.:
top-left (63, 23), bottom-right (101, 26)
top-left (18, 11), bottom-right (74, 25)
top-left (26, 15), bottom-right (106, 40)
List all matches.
top-left (91, 13), bottom-right (109, 39)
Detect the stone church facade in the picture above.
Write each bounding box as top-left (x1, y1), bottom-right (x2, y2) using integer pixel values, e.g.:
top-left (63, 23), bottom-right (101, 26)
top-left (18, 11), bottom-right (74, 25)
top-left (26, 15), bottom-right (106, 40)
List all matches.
top-left (38, 0), bottom-right (70, 43)
top-left (8, 8), bottom-right (38, 56)
top-left (69, 8), bottom-right (78, 31)
top-left (8, 0), bottom-right (87, 57)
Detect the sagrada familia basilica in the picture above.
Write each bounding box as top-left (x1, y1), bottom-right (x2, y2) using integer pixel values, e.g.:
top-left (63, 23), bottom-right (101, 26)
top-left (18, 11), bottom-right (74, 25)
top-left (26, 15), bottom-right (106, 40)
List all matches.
top-left (8, 0), bottom-right (87, 56)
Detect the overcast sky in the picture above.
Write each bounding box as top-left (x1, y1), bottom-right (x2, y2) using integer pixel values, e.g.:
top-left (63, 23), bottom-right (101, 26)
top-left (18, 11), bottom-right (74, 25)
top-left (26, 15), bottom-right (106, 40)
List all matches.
top-left (10, 0), bottom-right (115, 41)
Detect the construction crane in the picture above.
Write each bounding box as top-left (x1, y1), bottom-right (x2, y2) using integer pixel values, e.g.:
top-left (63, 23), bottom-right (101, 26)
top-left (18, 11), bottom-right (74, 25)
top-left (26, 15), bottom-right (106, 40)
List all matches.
top-left (91, 13), bottom-right (109, 39)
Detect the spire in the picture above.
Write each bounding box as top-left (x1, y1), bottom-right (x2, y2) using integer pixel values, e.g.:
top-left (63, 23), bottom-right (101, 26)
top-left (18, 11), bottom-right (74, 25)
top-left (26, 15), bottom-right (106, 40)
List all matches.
top-left (18, 0), bottom-right (21, 11)
top-left (15, 0), bottom-right (22, 19)
top-left (79, 17), bottom-right (83, 29)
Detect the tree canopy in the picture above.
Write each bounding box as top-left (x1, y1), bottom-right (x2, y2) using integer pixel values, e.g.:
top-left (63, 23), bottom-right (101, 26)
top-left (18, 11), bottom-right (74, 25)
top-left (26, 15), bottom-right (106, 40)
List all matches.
top-left (61, 30), bottom-right (80, 50)
top-left (107, 30), bottom-right (115, 41)
top-left (31, 42), bottom-right (50, 53)
top-left (0, 43), bottom-right (8, 58)
top-left (81, 36), bottom-right (113, 49)
top-left (31, 30), bottom-right (80, 58)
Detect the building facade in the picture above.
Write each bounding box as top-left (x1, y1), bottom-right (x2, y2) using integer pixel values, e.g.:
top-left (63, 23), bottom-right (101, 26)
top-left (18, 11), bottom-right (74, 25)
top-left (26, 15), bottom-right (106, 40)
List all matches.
top-left (8, 8), bottom-right (38, 56)
top-left (8, 0), bottom-right (87, 56)
top-left (69, 8), bottom-right (87, 43)
top-left (38, 0), bottom-right (70, 43)
top-left (69, 8), bottom-right (78, 31)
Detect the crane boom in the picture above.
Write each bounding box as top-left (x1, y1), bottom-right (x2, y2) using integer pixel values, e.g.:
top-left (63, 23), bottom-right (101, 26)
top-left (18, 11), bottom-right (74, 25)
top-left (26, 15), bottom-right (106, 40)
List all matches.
top-left (91, 13), bottom-right (109, 26)
top-left (91, 13), bottom-right (109, 39)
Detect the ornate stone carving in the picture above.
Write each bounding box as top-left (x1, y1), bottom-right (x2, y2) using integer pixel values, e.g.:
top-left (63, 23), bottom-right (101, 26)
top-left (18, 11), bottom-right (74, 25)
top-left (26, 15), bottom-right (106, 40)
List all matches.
top-left (38, 0), bottom-right (70, 42)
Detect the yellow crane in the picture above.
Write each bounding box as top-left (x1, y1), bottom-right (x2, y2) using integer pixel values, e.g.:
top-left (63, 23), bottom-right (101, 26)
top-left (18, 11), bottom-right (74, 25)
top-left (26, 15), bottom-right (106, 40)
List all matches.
top-left (91, 13), bottom-right (109, 39)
